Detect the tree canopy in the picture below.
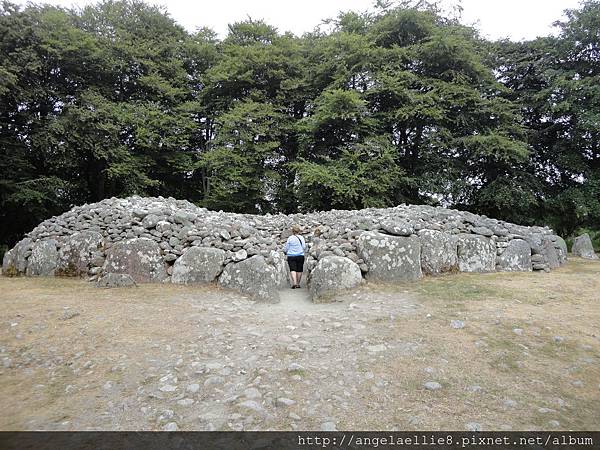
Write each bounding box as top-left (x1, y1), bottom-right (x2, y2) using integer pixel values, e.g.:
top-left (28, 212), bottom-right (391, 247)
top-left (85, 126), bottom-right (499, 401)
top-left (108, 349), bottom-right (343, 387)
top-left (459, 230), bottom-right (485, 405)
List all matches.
top-left (1, 0), bottom-right (599, 250)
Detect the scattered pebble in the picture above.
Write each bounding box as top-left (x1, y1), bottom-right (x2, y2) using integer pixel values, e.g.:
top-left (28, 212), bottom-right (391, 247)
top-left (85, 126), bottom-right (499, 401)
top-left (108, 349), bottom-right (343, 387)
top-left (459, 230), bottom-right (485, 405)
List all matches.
top-left (466, 422), bottom-right (482, 431)
top-left (276, 397), bottom-right (296, 407)
top-left (163, 422), bottom-right (178, 431)
top-left (321, 421), bottom-right (337, 431)
top-left (424, 381), bottom-right (442, 391)
top-left (450, 320), bottom-right (465, 329)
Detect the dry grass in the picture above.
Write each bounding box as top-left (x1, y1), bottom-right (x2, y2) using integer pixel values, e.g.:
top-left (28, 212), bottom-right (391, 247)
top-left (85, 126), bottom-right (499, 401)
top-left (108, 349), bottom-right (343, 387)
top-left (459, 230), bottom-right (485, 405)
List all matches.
top-left (0, 258), bottom-right (598, 430)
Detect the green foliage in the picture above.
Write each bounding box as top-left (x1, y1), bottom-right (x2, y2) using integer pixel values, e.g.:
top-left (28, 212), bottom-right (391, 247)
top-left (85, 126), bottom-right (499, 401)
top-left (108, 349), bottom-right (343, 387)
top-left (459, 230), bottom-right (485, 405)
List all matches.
top-left (293, 138), bottom-right (407, 211)
top-left (1, 0), bottom-right (600, 248)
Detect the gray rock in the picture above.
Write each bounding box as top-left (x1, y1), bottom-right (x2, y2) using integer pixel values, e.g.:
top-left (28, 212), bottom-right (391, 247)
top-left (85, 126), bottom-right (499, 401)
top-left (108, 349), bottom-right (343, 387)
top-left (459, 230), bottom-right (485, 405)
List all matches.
top-left (450, 320), bottom-right (465, 329)
top-left (141, 214), bottom-right (160, 229)
top-left (541, 237), bottom-right (560, 270)
top-left (380, 220), bottom-right (414, 236)
top-left (2, 248), bottom-right (16, 276)
top-left (287, 363), bottom-right (305, 372)
top-left (418, 230), bottom-right (458, 275)
top-left (270, 250), bottom-right (291, 289)
top-left (466, 422), bottom-right (482, 431)
top-left (356, 232), bottom-right (422, 282)
top-left (12, 238), bottom-right (33, 274)
top-left (218, 255), bottom-right (280, 302)
top-left (171, 247), bottom-right (225, 284)
top-left (96, 273), bottom-right (136, 288)
top-left (163, 422), bottom-right (178, 431)
top-left (238, 400), bottom-right (263, 413)
top-left (276, 397), bottom-right (296, 406)
top-left (457, 235), bottom-right (496, 272)
top-left (496, 239), bottom-right (532, 272)
top-left (26, 240), bottom-right (59, 276)
top-left (553, 235), bottom-right (568, 264)
top-left (572, 233), bottom-right (598, 259)
top-left (102, 238), bottom-right (167, 283)
top-left (472, 226), bottom-right (493, 237)
top-left (309, 256), bottom-right (362, 302)
top-left (424, 381), bottom-right (442, 391)
top-left (57, 231), bottom-right (104, 276)
top-left (232, 249), bottom-right (248, 262)
top-left (321, 421), bottom-right (337, 431)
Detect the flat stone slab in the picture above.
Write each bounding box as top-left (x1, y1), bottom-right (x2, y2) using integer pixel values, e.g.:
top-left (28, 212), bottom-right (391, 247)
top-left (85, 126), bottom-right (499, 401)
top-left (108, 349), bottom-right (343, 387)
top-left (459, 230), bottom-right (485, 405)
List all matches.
top-left (497, 239), bottom-right (532, 272)
top-left (309, 255), bottom-right (362, 302)
top-left (102, 238), bottom-right (167, 283)
top-left (357, 232), bottom-right (422, 282)
top-left (171, 247), bottom-right (225, 284)
top-left (457, 235), bottom-right (496, 273)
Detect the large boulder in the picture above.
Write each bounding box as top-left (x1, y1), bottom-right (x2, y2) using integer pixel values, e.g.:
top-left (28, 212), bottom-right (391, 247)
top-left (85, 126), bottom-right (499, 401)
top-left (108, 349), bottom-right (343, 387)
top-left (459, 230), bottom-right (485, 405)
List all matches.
top-left (457, 235), bottom-right (496, 273)
top-left (309, 256), bottom-right (362, 303)
top-left (525, 233), bottom-right (544, 255)
top-left (496, 239), bottom-right (532, 272)
top-left (269, 250), bottom-right (291, 289)
top-left (2, 249), bottom-right (15, 276)
top-left (418, 230), bottom-right (458, 275)
top-left (542, 238), bottom-right (560, 269)
top-left (171, 247), bottom-right (225, 284)
top-left (356, 232), bottom-right (422, 282)
top-left (102, 238), bottom-right (167, 283)
top-left (57, 231), bottom-right (104, 276)
top-left (572, 233), bottom-right (598, 260)
top-left (218, 255), bottom-right (280, 303)
top-left (26, 240), bottom-right (59, 276)
top-left (552, 235), bottom-right (568, 264)
top-left (2, 238), bottom-right (33, 276)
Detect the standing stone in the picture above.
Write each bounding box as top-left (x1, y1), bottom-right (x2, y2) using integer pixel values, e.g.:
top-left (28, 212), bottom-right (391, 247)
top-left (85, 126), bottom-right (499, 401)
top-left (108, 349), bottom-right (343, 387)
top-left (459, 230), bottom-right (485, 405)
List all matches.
top-left (2, 249), bottom-right (15, 276)
top-left (102, 238), bottom-right (167, 283)
top-left (457, 235), bottom-right (496, 273)
top-left (171, 247), bottom-right (225, 284)
top-left (4, 238), bottom-right (33, 275)
top-left (542, 238), bottom-right (560, 269)
top-left (552, 236), bottom-right (568, 264)
top-left (218, 255), bottom-right (280, 303)
top-left (572, 233), bottom-right (598, 260)
top-left (269, 250), bottom-right (290, 289)
top-left (418, 230), bottom-right (458, 275)
top-left (57, 231), bottom-right (104, 276)
top-left (309, 256), bottom-right (362, 303)
top-left (26, 240), bottom-right (59, 276)
top-left (496, 239), bottom-right (532, 272)
top-left (356, 232), bottom-right (422, 282)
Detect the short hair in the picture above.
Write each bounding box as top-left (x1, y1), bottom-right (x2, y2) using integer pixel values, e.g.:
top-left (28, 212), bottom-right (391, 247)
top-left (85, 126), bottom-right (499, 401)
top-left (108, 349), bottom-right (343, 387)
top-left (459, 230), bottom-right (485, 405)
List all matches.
top-left (291, 224), bottom-right (301, 234)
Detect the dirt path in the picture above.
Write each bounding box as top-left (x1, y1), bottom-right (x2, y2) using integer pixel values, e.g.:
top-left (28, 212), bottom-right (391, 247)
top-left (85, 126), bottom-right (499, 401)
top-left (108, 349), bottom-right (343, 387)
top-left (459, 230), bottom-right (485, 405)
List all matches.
top-left (0, 258), bottom-right (599, 431)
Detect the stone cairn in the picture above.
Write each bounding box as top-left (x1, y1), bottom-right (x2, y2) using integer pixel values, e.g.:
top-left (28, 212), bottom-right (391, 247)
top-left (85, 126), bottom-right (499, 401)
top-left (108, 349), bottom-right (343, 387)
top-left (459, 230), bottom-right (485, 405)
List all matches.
top-left (2, 196), bottom-right (571, 303)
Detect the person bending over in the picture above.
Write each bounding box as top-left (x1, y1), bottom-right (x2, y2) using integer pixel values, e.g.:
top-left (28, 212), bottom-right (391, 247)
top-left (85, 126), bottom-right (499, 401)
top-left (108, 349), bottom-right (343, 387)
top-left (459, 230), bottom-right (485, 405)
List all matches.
top-left (284, 225), bottom-right (306, 289)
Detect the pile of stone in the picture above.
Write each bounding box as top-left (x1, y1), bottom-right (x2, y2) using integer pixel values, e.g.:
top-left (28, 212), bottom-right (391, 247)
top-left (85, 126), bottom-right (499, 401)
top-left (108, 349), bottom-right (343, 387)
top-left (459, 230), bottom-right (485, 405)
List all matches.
top-left (2, 195), bottom-right (594, 303)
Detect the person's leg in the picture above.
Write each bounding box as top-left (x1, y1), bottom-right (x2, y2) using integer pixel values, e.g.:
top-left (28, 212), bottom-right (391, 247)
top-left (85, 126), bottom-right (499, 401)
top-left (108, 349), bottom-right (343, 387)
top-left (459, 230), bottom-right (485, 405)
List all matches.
top-left (290, 270), bottom-right (297, 288)
top-left (296, 256), bottom-right (304, 287)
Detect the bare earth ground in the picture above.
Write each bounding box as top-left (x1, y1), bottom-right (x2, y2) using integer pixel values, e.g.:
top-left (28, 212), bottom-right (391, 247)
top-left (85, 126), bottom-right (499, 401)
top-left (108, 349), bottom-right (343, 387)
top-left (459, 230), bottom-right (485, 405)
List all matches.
top-left (0, 258), bottom-right (599, 431)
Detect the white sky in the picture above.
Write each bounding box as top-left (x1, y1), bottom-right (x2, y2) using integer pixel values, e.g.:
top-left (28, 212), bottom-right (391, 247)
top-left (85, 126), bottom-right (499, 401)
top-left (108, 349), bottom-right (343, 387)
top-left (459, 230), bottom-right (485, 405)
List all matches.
top-left (16, 0), bottom-right (582, 41)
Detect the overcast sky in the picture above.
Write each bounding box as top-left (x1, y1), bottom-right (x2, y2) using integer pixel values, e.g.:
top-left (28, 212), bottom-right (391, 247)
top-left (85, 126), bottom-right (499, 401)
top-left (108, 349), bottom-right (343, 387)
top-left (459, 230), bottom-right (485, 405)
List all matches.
top-left (15, 0), bottom-right (582, 41)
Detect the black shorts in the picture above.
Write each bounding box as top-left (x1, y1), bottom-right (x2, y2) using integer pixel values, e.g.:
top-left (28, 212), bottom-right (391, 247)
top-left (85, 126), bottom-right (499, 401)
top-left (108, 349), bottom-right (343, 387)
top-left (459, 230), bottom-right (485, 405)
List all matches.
top-left (287, 255), bottom-right (305, 272)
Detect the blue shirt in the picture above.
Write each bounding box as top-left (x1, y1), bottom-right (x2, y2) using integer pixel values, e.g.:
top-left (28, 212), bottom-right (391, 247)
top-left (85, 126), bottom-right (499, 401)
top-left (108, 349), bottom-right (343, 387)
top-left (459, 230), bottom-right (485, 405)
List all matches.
top-left (284, 235), bottom-right (306, 256)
